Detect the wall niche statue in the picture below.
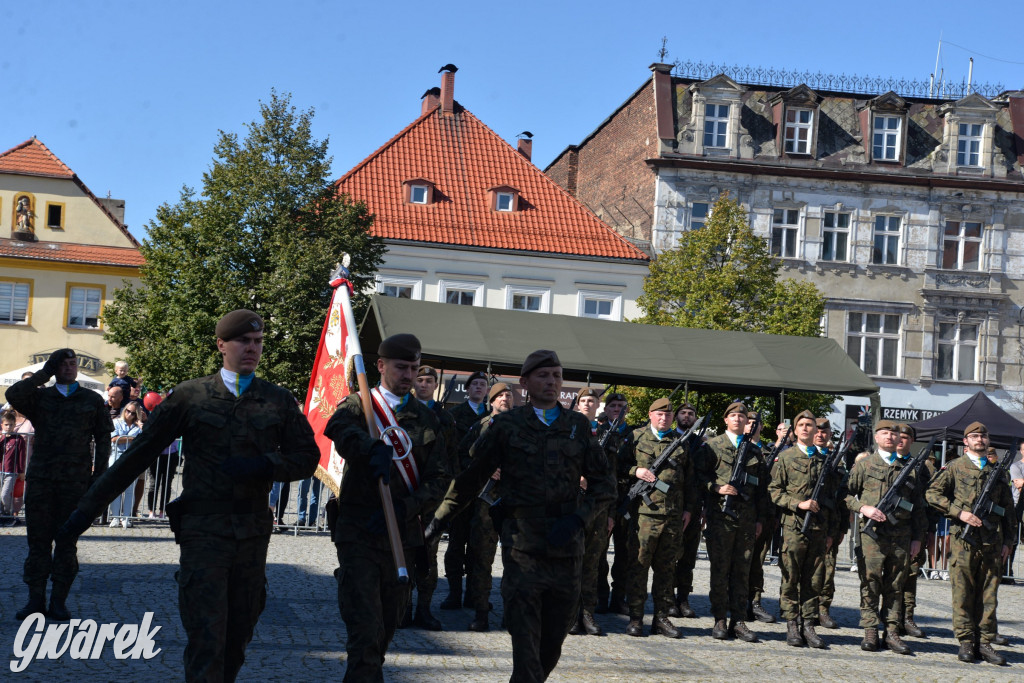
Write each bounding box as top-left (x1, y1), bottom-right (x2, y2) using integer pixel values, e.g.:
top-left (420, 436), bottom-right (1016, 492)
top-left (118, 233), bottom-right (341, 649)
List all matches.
top-left (12, 194), bottom-right (35, 240)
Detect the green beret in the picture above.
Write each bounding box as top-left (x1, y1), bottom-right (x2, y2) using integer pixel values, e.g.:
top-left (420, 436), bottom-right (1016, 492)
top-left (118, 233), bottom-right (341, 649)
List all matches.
top-left (521, 350), bottom-right (560, 377)
top-left (896, 423), bottom-right (915, 439)
top-left (793, 410), bottom-right (817, 425)
top-left (676, 401), bottom-right (696, 413)
top-left (377, 333), bottom-right (421, 361)
top-left (723, 401), bottom-right (747, 418)
top-left (874, 419), bottom-right (897, 432)
top-left (577, 387), bottom-right (600, 400)
top-left (488, 382), bottom-right (511, 402)
top-left (466, 371), bottom-right (488, 386)
top-left (649, 397), bottom-right (673, 413)
top-left (964, 421), bottom-right (988, 436)
top-left (606, 392), bottom-right (627, 403)
top-left (816, 418), bottom-right (831, 430)
top-left (417, 365), bottom-right (437, 379)
top-left (215, 309), bottom-right (264, 341)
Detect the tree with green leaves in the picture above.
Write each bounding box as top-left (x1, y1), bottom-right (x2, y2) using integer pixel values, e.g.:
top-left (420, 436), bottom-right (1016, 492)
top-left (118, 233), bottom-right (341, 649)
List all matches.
top-left (623, 194), bottom-right (834, 435)
top-left (104, 91), bottom-right (385, 400)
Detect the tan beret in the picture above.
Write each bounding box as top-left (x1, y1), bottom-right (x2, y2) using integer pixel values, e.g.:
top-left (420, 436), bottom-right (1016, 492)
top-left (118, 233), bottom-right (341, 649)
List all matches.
top-left (874, 419), bottom-right (897, 432)
top-left (377, 333), bottom-right (421, 361)
top-left (488, 382), bottom-right (511, 402)
top-left (816, 418), bottom-right (831, 430)
top-left (215, 309), bottom-right (264, 341)
top-left (724, 401), bottom-right (747, 418)
top-left (896, 423), bottom-right (915, 439)
top-left (793, 410), bottom-right (817, 425)
top-left (964, 421), bottom-right (988, 436)
top-left (747, 411), bottom-right (760, 420)
top-left (417, 365), bottom-right (438, 379)
top-left (649, 397), bottom-right (673, 413)
top-left (521, 349), bottom-right (560, 376)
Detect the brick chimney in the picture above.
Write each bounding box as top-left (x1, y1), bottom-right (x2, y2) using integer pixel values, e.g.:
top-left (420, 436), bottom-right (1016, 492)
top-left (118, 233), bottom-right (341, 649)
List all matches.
top-left (517, 137), bottom-right (532, 161)
top-left (440, 70), bottom-right (455, 115)
top-left (421, 87), bottom-right (440, 115)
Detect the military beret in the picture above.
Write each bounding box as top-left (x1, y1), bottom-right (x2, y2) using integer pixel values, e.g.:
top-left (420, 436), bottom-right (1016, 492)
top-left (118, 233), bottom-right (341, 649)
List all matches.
top-left (488, 382), bottom-right (511, 402)
top-left (793, 410), bottom-right (817, 425)
top-left (417, 365), bottom-right (438, 379)
top-left (466, 371), bottom-right (488, 386)
top-left (987, 446), bottom-right (998, 456)
top-left (896, 423), bottom-right (915, 439)
top-left (747, 412), bottom-right (760, 420)
top-left (816, 418), bottom-right (831, 430)
top-left (964, 421), bottom-right (988, 436)
top-left (874, 419), bottom-right (897, 432)
top-left (606, 392), bottom-right (627, 403)
top-left (520, 349), bottom-right (560, 376)
top-left (676, 401), bottom-right (696, 413)
top-left (723, 401), bottom-right (747, 418)
top-left (577, 387), bottom-right (600, 400)
top-left (215, 309), bottom-right (264, 341)
top-left (377, 333), bottom-right (421, 361)
top-left (649, 397), bottom-right (673, 413)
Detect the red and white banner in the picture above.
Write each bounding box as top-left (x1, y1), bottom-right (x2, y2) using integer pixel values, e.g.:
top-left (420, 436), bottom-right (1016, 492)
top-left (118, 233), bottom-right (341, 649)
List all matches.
top-left (369, 387), bottom-right (419, 493)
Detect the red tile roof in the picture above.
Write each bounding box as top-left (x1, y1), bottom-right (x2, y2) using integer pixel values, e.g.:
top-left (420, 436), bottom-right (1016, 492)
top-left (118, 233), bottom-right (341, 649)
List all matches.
top-left (336, 105), bottom-right (648, 261)
top-left (0, 138), bottom-right (74, 178)
top-left (0, 239), bottom-right (144, 268)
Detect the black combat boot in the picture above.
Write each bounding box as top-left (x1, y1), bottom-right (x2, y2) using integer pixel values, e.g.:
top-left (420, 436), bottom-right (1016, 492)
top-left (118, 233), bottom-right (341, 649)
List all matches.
top-left (625, 617), bottom-right (644, 637)
top-left (803, 620), bottom-right (825, 649)
top-left (47, 582), bottom-right (72, 621)
top-left (991, 633), bottom-right (1009, 646)
top-left (861, 628), bottom-right (879, 652)
top-left (580, 610), bottom-right (603, 636)
top-left (818, 607), bottom-right (838, 629)
top-left (957, 639), bottom-right (975, 663)
top-left (440, 578), bottom-right (462, 610)
top-left (751, 601), bottom-right (776, 623)
top-left (978, 642), bottom-right (1007, 666)
top-left (652, 614), bottom-right (680, 638)
top-left (667, 603), bottom-right (682, 618)
top-left (786, 619), bottom-right (804, 647)
top-left (711, 618), bottom-right (729, 640)
top-left (16, 587), bottom-right (46, 620)
top-left (467, 610), bottom-right (489, 632)
top-left (730, 619), bottom-right (759, 643)
top-left (885, 627), bottom-right (912, 655)
top-left (676, 594), bottom-right (697, 618)
top-left (568, 613), bottom-right (584, 635)
top-left (608, 592), bottom-right (629, 616)
top-left (412, 604), bottom-right (442, 631)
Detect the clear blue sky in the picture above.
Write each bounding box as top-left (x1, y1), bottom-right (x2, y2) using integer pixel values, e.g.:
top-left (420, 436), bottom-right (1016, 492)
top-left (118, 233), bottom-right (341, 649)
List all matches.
top-left (6, 0), bottom-right (1022, 240)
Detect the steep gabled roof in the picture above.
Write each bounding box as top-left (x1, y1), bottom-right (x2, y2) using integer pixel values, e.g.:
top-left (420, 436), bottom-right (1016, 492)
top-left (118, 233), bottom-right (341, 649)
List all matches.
top-left (0, 238), bottom-right (145, 268)
top-left (0, 138), bottom-right (74, 178)
top-left (336, 105), bottom-right (648, 261)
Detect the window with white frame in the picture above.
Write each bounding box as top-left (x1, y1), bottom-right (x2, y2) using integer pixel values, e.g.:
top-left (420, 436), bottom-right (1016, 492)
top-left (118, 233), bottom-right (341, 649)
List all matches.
top-left (68, 286), bottom-right (102, 328)
top-left (439, 280), bottom-right (483, 306)
top-left (703, 104), bottom-right (729, 148)
top-left (872, 115), bottom-right (902, 161)
top-left (377, 276), bottom-right (422, 300)
top-left (578, 291), bottom-right (621, 320)
top-left (872, 215), bottom-right (901, 265)
top-left (956, 123), bottom-right (983, 167)
top-left (0, 280), bottom-right (29, 324)
top-left (846, 312), bottom-right (900, 377)
top-left (941, 221), bottom-right (982, 270)
top-left (936, 320), bottom-right (978, 381)
top-left (821, 211), bottom-right (850, 262)
top-left (784, 108), bottom-right (813, 154)
top-left (506, 286), bottom-right (549, 313)
top-left (495, 192), bottom-right (514, 212)
top-left (409, 184), bottom-right (429, 204)
top-left (771, 208), bottom-right (799, 258)
top-left (690, 202), bottom-right (709, 230)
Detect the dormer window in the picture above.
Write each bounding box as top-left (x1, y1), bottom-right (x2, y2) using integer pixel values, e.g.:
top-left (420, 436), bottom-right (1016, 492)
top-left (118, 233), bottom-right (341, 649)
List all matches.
top-left (703, 104), bottom-right (729, 148)
top-left (488, 186), bottom-right (520, 212)
top-left (860, 92), bottom-right (908, 165)
top-left (872, 115), bottom-right (902, 161)
top-left (402, 178), bottom-right (434, 205)
top-left (770, 85), bottom-right (821, 159)
top-left (410, 185), bottom-right (429, 204)
top-left (784, 109), bottom-right (812, 154)
top-left (939, 94), bottom-right (997, 175)
top-left (496, 192), bottom-right (514, 212)
top-left (957, 123), bottom-right (983, 166)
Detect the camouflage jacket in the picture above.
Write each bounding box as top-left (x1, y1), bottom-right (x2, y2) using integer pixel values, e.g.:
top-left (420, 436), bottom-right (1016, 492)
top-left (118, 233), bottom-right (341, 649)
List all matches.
top-left (598, 420), bottom-right (634, 494)
top-left (325, 392), bottom-right (448, 551)
top-left (702, 432), bottom-right (768, 519)
top-left (844, 451), bottom-right (927, 542)
top-left (448, 400), bottom-right (487, 474)
top-left (926, 456), bottom-right (1015, 548)
top-left (78, 372), bottom-right (318, 539)
top-left (7, 370), bottom-right (112, 482)
top-left (629, 427), bottom-right (700, 518)
top-left (435, 404), bottom-right (615, 558)
top-left (768, 444), bottom-right (836, 534)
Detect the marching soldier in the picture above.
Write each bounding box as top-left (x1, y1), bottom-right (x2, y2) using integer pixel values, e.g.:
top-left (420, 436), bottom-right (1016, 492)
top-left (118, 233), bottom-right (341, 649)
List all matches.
top-left (768, 410), bottom-right (835, 648)
top-left (624, 398), bottom-right (698, 638)
top-left (426, 350), bottom-right (615, 682)
top-left (702, 401), bottom-right (767, 643)
top-left (325, 333), bottom-right (449, 681)
top-left (670, 401), bottom-right (706, 619)
top-left (816, 417), bottom-right (848, 630)
top-left (844, 420), bottom-right (927, 655)
top-left (925, 422), bottom-right (1013, 665)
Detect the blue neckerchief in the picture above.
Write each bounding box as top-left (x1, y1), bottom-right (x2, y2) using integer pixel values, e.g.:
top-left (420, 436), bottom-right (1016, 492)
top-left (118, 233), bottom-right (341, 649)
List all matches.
top-left (396, 393), bottom-right (411, 412)
top-left (220, 368), bottom-right (254, 397)
top-left (426, 399), bottom-right (436, 409)
top-left (534, 405), bottom-right (560, 426)
top-left (877, 450), bottom-right (895, 465)
top-left (55, 382), bottom-right (79, 397)
top-left (818, 446), bottom-right (830, 456)
top-left (652, 426), bottom-right (673, 440)
top-left (971, 455), bottom-right (987, 471)
top-left (617, 421), bottom-right (628, 434)
top-left (469, 400), bottom-right (486, 416)
top-left (591, 419), bottom-right (599, 432)
top-left (805, 446), bottom-right (816, 457)
top-left (732, 434), bottom-right (743, 448)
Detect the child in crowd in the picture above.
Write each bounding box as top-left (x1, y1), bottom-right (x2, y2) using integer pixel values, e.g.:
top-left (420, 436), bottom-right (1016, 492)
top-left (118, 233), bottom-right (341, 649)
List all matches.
top-left (1, 410), bottom-right (27, 526)
top-left (107, 361), bottom-right (137, 397)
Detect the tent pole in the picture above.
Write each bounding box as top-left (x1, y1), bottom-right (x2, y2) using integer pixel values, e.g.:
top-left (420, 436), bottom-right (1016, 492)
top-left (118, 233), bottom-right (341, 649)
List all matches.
top-left (941, 438), bottom-right (947, 468)
top-left (439, 361), bottom-right (446, 402)
top-left (779, 389), bottom-right (786, 423)
top-left (684, 381), bottom-right (689, 404)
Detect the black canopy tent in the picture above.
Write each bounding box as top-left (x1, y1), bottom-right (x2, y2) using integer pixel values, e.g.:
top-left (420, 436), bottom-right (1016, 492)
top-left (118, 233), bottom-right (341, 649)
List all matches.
top-left (358, 295), bottom-right (878, 397)
top-left (909, 391), bottom-right (1024, 450)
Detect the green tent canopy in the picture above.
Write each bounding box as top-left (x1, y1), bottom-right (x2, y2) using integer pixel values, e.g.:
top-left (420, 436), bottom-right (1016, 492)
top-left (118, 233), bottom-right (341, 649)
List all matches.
top-left (359, 295), bottom-right (877, 397)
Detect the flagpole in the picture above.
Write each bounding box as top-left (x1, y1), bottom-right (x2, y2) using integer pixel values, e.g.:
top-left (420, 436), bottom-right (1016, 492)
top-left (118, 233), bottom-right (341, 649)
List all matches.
top-left (331, 257), bottom-right (409, 584)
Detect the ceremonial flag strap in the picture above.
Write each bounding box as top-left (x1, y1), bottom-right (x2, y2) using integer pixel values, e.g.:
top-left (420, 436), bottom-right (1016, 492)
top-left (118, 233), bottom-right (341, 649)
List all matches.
top-left (369, 388), bottom-right (420, 493)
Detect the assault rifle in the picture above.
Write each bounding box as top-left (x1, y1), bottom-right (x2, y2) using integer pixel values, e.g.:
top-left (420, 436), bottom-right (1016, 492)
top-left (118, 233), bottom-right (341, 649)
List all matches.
top-left (721, 414), bottom-right (762, 519)
top-left (619, 414), bottom-right (707, 520)
top-left (960, 442), bottom-right (1019, 548)
top-left (861, 434), bottom-right (939, 541)
top-left (434, 374), bottom-right (458, 413)
top-left (800, 429), bottom-right (853, 534)
top-left (765, 425), bottom-right (794, 474)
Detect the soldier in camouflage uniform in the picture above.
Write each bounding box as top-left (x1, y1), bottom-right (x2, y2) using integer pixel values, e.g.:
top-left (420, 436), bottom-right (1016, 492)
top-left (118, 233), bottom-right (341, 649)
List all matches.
top-left (402, 364), bottom-right (457, 631)
top-left (464, 382), bottom-right (514, 632)
top-left (427, 350), bottom-right (615, 683)
top-left (441, 370), bottom-right (489, 609)
top-left (768, 410), bottom-right (835, 649)
top-left (815, 417), bottom-right (849, 630)
top-left (746, 414), bottom-right (778, 625)
top-left (600, 392), bottom-right (635, 616)
top-left (701, 401), bottom-right (767, 643)
top-left (926, 421), bottom-right (1014, 666)
top-left (62, 310), bottom-right (320, 682)
top-left (670, 401), bottom-right (706, 619)
top-left (892, 423), bottom-right (931, 639)
top-left (623, 397), bottom-right (698, 638)
top-left (844, 419), bottom-right (927, 655)
top-left (324, 333), bottom-right (449, 682)
top-left (8, 348), bottom-right (111, 621)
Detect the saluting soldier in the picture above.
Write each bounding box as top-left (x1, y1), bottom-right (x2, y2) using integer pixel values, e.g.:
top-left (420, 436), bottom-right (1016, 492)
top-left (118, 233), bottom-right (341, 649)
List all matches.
top-left (324, 333), bottom-right (449, 682)
top-left (670, 401), bottom-right (706, 619)
top-left (844, 419), bottom-right (927, 655)
top-left (701, 401), bottom-right (767, 643)
top-left (60, 310), bottom-right (320, 682)
top-left (441, 370), bottom-right (490, 609)
top-left (768, 410), bottom-right (835, 648)
top-left (623, 397), bottom-right (698, 638)
top-left (463, 381), bottom-right (514, 632)
top-left (815, 417), bottom-right (848, 630)
top-left (426, 350), bottom-right (615, 682)
top-left (925, 422), bottom-right (1014, 665)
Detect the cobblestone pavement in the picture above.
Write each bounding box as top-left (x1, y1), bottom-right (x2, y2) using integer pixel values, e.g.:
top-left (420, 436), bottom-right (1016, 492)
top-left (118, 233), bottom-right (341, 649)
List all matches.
top-left (1, 522), bottom-right (1021, 681)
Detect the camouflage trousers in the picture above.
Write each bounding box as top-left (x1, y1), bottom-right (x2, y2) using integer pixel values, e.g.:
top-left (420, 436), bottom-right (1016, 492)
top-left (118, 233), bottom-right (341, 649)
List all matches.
top-left (412, 504), bottom-right (441, 608)
top-left (23, 477), bottom-right (88, 590)
top-left (857, 531), bottom-right (909, 629)
top-left (899, 540), bottom-right (927, 618)
top-left (949, 536), bottom-right (1002, 643)
top-left (176, 529), bottom-right (270, 683)
top-left (502, 546), bottom-right (581, 683)
top-left (705, 508), bottom-right (756, 620)
top-left (778, 524), bottom-right (826, 621)
top-left (673, 508), bottom-right (704, 598)
top-left (466, 500), bottom-right (499, 612)
top-left (579, 502), bottom-right (611, 613)
top-left (443, 511), bottom-right (472, 584)
top-left (748, 517), bottom-right (776, 603)
top-left (606, 498), bottom-right (635, 599)
top-left (628, 513), bottom-right (684, 616)
top-left (820, 536), bottom-right (843, 609)
top-left (336, 541), bottom-right (412, 682)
